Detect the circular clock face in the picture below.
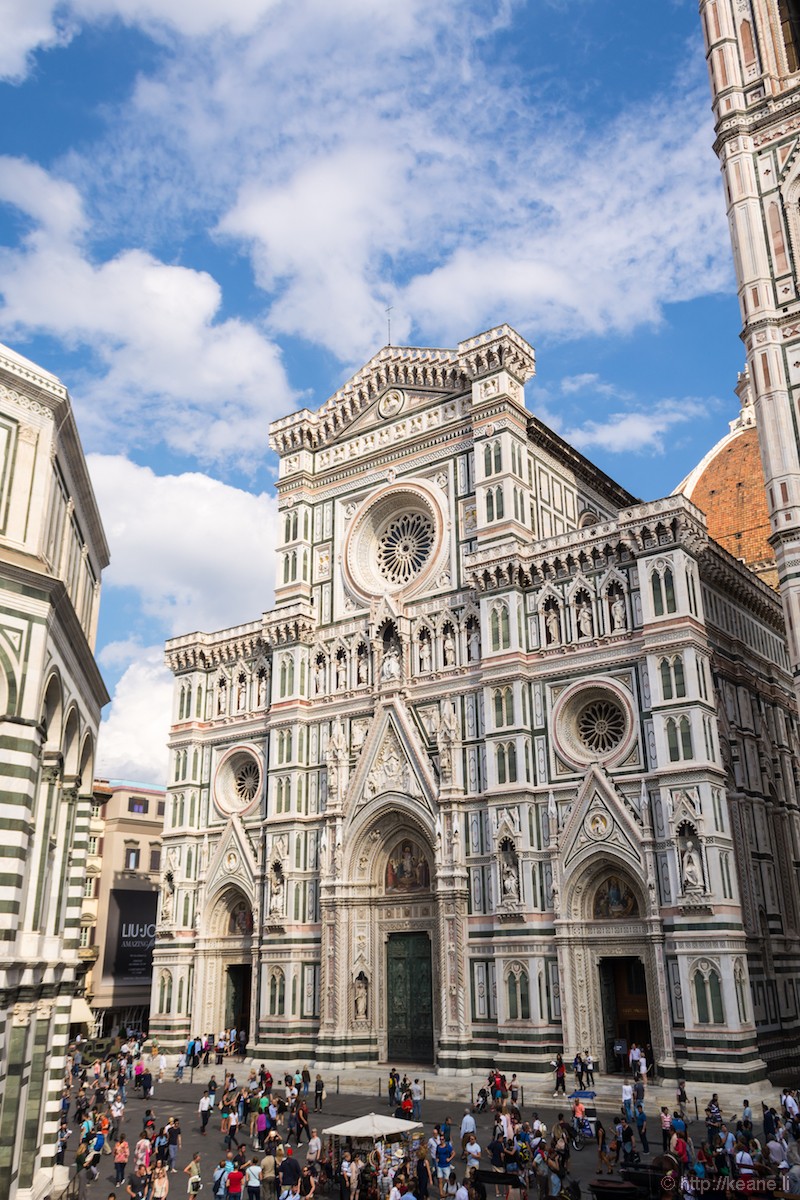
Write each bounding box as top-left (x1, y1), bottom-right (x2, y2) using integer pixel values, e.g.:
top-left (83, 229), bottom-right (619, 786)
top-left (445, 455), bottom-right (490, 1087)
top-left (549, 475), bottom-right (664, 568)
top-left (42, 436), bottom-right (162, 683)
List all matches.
top-left (213, 748), bottom-right (263, 816)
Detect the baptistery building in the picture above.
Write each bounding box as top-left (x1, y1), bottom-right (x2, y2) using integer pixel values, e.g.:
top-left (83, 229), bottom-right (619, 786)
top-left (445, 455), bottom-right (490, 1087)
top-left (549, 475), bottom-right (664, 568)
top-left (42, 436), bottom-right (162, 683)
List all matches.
top-left (150, 325), bottom-right (800, 1084)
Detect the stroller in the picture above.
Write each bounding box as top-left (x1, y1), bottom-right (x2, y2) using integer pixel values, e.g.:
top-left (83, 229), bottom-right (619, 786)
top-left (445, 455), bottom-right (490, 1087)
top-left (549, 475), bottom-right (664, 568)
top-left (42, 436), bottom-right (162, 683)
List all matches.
top-left (475, 1086), bottom-right (489, 1112)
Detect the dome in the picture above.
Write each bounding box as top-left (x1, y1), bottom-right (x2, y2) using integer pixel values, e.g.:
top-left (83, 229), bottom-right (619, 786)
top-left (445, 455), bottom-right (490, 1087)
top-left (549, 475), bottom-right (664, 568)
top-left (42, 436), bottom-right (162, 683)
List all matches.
top-left (677, 368), bottom-right (777, 590)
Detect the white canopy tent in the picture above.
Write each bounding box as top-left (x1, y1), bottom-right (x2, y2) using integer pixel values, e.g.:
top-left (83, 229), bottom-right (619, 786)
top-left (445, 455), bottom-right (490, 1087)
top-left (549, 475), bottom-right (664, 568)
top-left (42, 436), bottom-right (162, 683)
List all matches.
top-left (322, 1113), bottom-right (422, 1141)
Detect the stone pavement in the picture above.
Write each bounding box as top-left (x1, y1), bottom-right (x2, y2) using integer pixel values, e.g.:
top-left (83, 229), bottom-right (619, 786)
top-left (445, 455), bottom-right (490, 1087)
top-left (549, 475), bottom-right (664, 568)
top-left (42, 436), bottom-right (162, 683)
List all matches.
top-left (70, 1061), bottom-right (787, 1198)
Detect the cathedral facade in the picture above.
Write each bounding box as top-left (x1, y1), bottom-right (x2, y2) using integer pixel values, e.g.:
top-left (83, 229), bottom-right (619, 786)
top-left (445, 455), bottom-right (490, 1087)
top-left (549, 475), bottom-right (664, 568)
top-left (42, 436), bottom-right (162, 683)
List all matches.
top-left (151, 326), bottom-right (800, 1084)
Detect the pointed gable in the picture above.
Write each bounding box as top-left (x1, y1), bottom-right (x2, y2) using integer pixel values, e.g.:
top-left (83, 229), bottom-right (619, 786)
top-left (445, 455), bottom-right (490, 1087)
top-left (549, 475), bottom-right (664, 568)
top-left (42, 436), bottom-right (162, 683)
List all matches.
top-left (345, 698), bottom-right (438, 819)
top-left (558, 763), bottom-right (645, 875)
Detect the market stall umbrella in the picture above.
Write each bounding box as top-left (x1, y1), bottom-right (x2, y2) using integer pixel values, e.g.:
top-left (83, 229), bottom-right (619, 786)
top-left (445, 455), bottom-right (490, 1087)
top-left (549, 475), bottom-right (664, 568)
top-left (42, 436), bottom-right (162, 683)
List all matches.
top-left (322, 1113), bottom-right (422, 1140)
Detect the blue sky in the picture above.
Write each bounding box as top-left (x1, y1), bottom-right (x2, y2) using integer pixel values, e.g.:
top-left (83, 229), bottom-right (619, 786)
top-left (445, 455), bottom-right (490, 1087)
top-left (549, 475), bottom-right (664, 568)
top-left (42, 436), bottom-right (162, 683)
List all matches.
top-left (0, 0), bottom-right (742, 782)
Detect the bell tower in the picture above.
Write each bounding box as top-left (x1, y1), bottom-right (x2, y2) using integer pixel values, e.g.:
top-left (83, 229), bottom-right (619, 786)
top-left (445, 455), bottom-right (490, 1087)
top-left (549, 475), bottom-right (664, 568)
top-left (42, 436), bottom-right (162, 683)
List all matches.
top-left (701, 0), bottom-right (800, 689)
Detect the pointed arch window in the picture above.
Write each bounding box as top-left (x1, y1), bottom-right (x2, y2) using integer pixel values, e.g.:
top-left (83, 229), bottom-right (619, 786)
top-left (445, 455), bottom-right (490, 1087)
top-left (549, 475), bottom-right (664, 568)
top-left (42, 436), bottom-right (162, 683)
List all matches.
top-left (694, 964), bottom-right (725, 1025)
top-left (269, 968), bottom-right (286, 1016)
top-left (507, 966), bottom-right (531, 1021)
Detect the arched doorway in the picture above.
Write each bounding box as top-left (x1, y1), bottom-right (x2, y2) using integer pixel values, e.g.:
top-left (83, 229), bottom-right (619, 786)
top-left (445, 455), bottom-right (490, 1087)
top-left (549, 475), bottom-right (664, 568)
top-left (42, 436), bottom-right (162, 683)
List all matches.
top-left (201, 887), bottom-right (255, 1039)
top-left (557, 860), bottom-right (674, 1078)
top-left (384, 838), bottom-right (435, 1062)
top-left (326, 803), bottom-right (441, 1066)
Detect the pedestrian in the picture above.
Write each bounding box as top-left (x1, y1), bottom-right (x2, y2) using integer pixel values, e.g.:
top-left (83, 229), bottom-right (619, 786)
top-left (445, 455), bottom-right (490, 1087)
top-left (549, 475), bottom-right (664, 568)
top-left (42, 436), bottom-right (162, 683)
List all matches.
top-left (553, 1056), bottom-right (566, 1096)
top-left (416, 1147), bottom-right (433, 1200)
top-left (199, 1092), bottom-right (211, 1136)
top-left (245, 1160), bottom-right (262, 1200)
top-left (460, 1110), bottom-right (476, 1158)
top-left (226, 1162), bottom-right (245, 1200)
top-left (314, 1076), bottom-right (324, 1113)
top-left (152, 1164), bottom-right (171, 1200)
top-left (114, 1137), bottom-right (131, 1187)
top-left (596, 1120), bottom-right (614, 1174)
top-left (168, 1119), bottom-right (182, 1172)
top-left (585, 1052), bottom-right (595, 1088)
top-left (435, 1134), bottom-right (455, 1199)
top-left (635, 1105), bottom-right (649, 1154)
top-left (622, 1080), bottom-right (633, 1122)
top-left (411, 1079), bottom-right (423, 1122)
top-left (660, 1108), bottom-right (672, 1154)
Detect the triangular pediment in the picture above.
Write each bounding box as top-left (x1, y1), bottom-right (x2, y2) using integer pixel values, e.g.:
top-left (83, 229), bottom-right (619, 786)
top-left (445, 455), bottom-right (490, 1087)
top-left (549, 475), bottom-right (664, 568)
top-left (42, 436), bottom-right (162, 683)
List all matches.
top-left (204, 813), bottom-right (259, 903)
top-left (559, 764), bottom-right (644, 875)
top-left (345, 699), bottom-right (437, 818)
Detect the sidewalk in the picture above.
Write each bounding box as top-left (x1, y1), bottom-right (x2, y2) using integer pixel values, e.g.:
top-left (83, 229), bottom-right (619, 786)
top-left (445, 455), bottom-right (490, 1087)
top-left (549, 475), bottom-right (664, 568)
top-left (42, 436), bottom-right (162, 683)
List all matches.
top-left (163, 1058), bottom-right (778, 1119)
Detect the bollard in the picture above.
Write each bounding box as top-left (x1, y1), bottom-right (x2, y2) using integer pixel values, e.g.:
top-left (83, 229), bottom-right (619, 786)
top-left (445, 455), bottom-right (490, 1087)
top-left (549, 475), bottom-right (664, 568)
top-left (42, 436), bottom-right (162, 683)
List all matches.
top-left (378, 1077), bottom-right (382, 1097)
top-left (520, 1085), bottom-right (524, 1108)
top-left (471, 1082), bottom-right (474, 1105)
top-left (695, 1097), bottom-right (699, 1121)
top-left (337, 1075), bottom-right (340, 1094)
top-left (423, 1080), bottom-right (427, 1099)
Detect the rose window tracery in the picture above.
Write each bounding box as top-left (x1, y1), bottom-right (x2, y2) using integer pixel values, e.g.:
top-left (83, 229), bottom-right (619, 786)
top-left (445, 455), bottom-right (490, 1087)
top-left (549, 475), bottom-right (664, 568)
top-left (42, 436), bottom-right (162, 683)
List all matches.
top-left (376, 512), bottom-right (435, 585)
top-left (576, 698), bottom-right (626, 754)
top-left (213, 747), bottom-right (263, 815)
top-left (234, 759), bottom-right (260, 803)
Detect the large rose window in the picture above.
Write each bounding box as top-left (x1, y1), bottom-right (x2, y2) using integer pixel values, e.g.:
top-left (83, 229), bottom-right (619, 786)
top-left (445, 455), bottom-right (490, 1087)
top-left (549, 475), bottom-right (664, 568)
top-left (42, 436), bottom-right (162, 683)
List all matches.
top-left (377, 512), bottom-right (435, 585)
top-left (576, 698), bottom-right (626, 755)
top-left (344, 482), bottom-right (447, 600)
top-left (551, 678), bottom-right (636, 768)
top-left (214, 747), bottom-right (263, 815)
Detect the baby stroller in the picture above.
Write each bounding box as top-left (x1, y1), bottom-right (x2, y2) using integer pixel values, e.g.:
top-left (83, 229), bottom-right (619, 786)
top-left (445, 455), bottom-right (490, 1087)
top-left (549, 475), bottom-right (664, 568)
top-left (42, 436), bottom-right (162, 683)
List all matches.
top-left (475, 1087), bottom-right (489, 1112)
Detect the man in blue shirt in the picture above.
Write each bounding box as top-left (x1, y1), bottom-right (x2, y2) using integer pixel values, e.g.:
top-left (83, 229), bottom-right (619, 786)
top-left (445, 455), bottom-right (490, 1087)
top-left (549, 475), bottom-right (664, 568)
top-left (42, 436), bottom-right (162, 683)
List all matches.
top-left (435, 1135), bottom-right (455, 1198)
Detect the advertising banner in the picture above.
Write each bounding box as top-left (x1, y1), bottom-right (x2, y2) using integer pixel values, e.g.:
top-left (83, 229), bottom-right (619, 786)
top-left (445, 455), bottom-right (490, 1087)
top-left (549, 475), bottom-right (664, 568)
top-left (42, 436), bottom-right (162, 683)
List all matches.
top-left (104, 889), bottom-right (158, 982)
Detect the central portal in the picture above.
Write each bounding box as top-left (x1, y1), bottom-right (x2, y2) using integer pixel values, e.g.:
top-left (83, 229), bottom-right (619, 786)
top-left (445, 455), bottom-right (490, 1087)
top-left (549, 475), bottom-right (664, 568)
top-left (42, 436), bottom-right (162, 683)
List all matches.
top-left (386, 932), bottom-right (434, 1063)
top-left (599, 956), bottom-right (651, 1072)
top-left (225, 964), bottom-right (252, 1035)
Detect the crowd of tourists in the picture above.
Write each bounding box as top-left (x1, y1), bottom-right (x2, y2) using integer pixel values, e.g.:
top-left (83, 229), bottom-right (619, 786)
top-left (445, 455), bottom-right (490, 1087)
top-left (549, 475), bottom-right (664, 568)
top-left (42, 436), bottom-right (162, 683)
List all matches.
top-left (59, 1039), bottom-right (800, 1200)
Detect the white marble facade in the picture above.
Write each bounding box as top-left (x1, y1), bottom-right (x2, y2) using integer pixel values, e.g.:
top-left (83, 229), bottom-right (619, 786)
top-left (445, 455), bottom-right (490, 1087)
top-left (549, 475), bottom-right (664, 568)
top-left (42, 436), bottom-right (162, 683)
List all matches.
top-left (151, 326), bottom-right (800, 1083)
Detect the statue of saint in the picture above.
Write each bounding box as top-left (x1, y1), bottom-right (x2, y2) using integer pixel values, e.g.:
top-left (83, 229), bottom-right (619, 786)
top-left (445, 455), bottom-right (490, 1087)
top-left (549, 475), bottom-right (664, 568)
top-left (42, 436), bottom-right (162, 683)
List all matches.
top-left (336, 658), bottom-right (347, 690)
top-left (545, 606), bottom-right (561, 645)
top-left (419, 638), bottom-right (432, 673)
top-left (577, 602), bottom-right (593, 639)
top-left (315, 661), bottom-right (326, 693)
top-left (216, 678), bottom-right (227, 715)
top-left (682, 840), bottom-right (703, 890)
top-left (443, 630), bottom-right (456, 666)
top-left (611, 594), bottom-right (627, 631)
top-left (357, 653), bottom-right (368, 684)
top-left (354, 977), bottom-right (368, 1020)
top-left (160, 877), bottom-right (174, 924)
top-left (502, 864), bottom-right (519, 900)
top-left (269, 869), bottom-right (284, 916)
top-left (468, 626), bottom-right (481, 662)
top-left (381, 644), bottom-right (401, 683)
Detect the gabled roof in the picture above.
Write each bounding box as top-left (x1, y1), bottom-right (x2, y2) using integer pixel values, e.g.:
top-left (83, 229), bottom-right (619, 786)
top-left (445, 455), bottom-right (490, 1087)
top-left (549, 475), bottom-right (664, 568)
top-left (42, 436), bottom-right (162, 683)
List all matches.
top-left (269, 324), bottom-right (536, 453)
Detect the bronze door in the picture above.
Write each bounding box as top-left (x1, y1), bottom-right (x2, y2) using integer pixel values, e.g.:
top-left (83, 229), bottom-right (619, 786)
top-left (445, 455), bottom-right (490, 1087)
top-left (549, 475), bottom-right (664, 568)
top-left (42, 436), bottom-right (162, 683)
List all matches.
top-left (386, 932), bottom-right (434, 1063)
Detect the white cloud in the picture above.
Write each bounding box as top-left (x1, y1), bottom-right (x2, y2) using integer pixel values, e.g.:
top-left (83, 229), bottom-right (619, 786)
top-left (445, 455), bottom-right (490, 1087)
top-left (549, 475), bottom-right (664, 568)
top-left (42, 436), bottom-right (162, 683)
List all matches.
top-left (561, 399), bottom-right (708, 456)
top-left (88, 454), bottom-right (279, 634)
top-left (96, 644), bottom-right (172, 785)
top-left (0, 158), bottom-right (295, 468)
top-left (91, 456), bottom-right (280, 785)
top-left (0, 0), bottom-right (437, 81)
top-left (0, 0), bottom-right (75, 82)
